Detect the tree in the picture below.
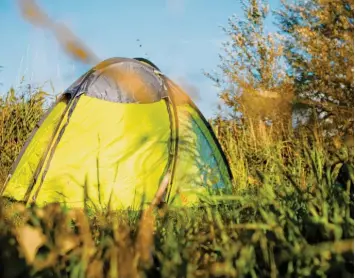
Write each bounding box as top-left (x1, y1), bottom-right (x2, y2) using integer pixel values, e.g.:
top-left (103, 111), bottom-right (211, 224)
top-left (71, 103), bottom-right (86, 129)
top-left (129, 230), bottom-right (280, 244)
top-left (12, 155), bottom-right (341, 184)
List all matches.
top-left (206, 0), bottom-right (293, 128)
top-left (275, 0), bottom-right (354, 136)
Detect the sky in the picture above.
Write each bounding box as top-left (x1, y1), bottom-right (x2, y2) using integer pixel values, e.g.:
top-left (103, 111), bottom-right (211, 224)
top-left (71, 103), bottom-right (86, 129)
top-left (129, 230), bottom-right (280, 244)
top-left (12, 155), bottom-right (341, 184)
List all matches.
top-left (0, 0), bottom-right (280, 118)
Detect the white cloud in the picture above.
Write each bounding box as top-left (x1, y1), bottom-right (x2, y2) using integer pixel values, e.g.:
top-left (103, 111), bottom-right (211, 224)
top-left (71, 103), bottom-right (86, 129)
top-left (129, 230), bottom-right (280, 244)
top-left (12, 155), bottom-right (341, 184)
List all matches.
top-left (165, 0), bottom-right (185, 15)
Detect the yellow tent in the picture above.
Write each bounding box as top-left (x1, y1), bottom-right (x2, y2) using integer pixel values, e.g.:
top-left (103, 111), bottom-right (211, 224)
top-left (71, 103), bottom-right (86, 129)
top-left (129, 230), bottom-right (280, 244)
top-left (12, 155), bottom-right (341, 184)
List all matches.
top-left (1, 57), bottom-right (232, 210)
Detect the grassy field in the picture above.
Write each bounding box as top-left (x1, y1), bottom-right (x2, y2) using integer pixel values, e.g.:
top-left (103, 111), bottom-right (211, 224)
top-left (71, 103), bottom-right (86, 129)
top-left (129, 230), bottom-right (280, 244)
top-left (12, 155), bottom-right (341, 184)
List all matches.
top-left (0, 88), bottom-right (353, 278)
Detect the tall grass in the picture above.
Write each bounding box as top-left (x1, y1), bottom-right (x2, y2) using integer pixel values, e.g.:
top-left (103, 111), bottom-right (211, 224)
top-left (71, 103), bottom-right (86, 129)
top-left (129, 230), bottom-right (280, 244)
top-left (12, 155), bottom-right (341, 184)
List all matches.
top-left (0, 85), bottom-right (46, 184)
top-left (0, 88), bottom-right (353, 277)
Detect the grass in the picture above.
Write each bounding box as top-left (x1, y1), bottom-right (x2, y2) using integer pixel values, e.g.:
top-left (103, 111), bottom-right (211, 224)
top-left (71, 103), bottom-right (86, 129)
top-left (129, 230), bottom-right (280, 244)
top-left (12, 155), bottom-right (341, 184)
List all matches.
top-left (0, 87), bottom-right (353, 277)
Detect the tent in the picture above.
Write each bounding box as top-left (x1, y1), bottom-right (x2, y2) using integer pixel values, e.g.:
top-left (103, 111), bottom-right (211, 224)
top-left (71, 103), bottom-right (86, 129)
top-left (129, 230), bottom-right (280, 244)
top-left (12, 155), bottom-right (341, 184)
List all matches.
top-left (0, 57), bottom-right (232, 210)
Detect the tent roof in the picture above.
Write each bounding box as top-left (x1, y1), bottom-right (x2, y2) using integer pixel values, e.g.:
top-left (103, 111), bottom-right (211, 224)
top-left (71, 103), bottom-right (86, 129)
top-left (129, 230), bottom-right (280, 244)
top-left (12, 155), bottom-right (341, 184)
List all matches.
top-left (64, 57), bottom-right (168, 103)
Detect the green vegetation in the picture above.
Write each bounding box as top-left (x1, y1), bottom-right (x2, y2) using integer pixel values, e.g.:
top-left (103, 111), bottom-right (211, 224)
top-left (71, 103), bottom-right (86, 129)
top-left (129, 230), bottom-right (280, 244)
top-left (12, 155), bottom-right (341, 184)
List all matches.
top-left (0, 0), bottom-right (353, 277)
top-left (0, 86), bottom-right (353, 277)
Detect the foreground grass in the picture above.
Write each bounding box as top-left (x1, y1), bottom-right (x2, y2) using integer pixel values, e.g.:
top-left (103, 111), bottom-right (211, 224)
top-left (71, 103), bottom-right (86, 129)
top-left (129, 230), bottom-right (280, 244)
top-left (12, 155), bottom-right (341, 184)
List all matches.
top-left (0, 89), bottom-right (353, 277)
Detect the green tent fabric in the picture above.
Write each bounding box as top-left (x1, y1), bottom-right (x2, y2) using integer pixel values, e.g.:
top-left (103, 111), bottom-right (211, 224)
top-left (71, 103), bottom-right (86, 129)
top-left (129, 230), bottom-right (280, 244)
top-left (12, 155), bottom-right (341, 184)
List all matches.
top-left (1, 57), bottom-right (233, 210)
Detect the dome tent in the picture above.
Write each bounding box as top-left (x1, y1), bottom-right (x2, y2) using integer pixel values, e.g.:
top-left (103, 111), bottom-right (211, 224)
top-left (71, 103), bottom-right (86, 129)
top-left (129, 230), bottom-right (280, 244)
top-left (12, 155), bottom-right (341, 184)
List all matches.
top-left (1, 57), bottom-right (232, 210)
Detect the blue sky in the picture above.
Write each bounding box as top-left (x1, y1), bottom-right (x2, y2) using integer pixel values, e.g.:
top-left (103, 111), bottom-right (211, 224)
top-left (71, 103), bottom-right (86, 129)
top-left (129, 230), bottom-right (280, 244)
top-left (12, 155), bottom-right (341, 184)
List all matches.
top-left (0, 0), bottom-right (280, 118)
